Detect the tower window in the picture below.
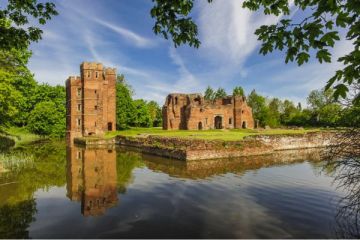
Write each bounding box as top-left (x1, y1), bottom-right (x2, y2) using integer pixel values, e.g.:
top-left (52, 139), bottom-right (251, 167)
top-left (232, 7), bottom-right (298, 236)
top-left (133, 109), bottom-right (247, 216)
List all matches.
top-left (77, 88), bottom-right (81, 96)
top-left (229, 118), bottom-right (232, 124)
top-left (94, 90), bottom-right (97, 94)
top-left (95, 71), bottom-right (98, 78)
top-left (94, 105), bottom-right (98, 110)
top-left (77, 118), bottom-right (81, 126)
top-left (87, 71), bottom-right (91, 78)
top-left (77, 104), bottom-right (81, 111)
top-left (77, 151), bottom-right (81, 160)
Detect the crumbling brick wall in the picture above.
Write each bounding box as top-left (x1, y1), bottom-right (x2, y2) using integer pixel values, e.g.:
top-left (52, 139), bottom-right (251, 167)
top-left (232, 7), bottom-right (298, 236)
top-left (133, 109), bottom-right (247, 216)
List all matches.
top-left (162, 93), bottom-right (254, 130)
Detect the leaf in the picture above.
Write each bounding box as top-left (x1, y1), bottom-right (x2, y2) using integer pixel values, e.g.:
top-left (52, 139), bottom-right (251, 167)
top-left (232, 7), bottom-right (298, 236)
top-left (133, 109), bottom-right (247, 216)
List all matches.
top-left (316, 49), bottom-right (331, 63)
top-left (296, 52), bottom-right (310, 65)
top-left (333, 84), bottom-right (349, 99)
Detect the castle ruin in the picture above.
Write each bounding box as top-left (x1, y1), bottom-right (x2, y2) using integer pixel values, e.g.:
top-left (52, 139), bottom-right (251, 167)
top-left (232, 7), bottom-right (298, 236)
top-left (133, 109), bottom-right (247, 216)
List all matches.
top-left (66, 62), bottom-right (116, 141)
top-left (162, 93), bottom-right (254, 130)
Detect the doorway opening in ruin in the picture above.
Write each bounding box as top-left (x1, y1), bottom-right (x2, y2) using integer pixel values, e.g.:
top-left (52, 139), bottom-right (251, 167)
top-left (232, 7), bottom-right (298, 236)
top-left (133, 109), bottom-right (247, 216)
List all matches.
top-left (108, 122), bottom-right (113, 131)
top-left (198, 122), bottom-right (203, 130)
top-left (214, 116), bottom-right (223, 129)
top-left (242, 121), bottom-right (247, 129)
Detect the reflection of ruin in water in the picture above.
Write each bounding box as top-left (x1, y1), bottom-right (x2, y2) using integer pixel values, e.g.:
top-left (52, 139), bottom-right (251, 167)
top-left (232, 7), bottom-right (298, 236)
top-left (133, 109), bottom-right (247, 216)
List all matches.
top-left (66, 146), bottom-right (118, 217)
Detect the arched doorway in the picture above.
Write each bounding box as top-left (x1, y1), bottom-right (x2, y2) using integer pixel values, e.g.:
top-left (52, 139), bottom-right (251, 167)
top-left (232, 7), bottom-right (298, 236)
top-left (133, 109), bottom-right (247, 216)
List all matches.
top-left (198, 122), bottom-right (203, 130)
top-left (242, 121), bottom-right (247, 129)
top-left (214, 116), bottom-right (223, 129)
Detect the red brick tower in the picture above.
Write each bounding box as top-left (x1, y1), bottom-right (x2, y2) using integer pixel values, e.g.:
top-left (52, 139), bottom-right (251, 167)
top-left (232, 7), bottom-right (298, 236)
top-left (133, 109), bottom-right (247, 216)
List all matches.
top-left (66, 62), bottom-right (116, 141)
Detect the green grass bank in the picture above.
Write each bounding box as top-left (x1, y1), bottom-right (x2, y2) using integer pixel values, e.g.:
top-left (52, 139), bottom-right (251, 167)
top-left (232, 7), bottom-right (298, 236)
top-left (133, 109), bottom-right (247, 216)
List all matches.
top-left (105, 127), bottom-right (321, 141)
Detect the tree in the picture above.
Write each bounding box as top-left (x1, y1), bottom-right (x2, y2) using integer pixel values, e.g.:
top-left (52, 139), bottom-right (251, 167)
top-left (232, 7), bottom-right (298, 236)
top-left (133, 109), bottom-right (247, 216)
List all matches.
top-left (307, 88), bottom-right (341, 125)
top-left (0, 48), bottom-right (35, 127)
top-left (281, 99), bottom-right (299, 125)
top-left (233, 86), bottom-right (245, 97)
top-left (132, 99), bottom-right (152, 127)
top-left (214, 87), bottom-right (227, 99)
top-left (247, 90), bottom-right (268, 127)
top-left (204, 86), bottom-right (215, 101)
top-left (27, 101), bottom-right (65, 137)
top-left (0, 0), bottom-right (58, 51)
top-left (0, 70), bottom-right (23, 127)
top-left (116, 74), bottom-right (135, 130)
top-left (150, 0), bottom-right (360, 102)
top-left (147, 101), bottom-right (162, 127)
top-left (266, 98), bottom-right (282, 127)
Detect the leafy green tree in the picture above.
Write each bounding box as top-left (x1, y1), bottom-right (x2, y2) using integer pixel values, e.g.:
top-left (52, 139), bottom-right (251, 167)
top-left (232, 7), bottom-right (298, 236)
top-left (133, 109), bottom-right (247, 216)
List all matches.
top-left (150, 0), bottom-right (360, 102)
top-left (147, 101), bottom-right (162, 127)
top-left (214, 87), bottom-right (227, 99)
top-left (0, 0), bottom-right (58, 51)
top-left (247, 90), bottom-right (268, 127)
top-left (0, 70), bottom-right (23, 127)
top-left (339, 105), bottom-right (360, 127)
top-left (116, 74), bottom-right (135, 129)
top-left (266, 98), bottom-right (282, 127)
top-left (204, 86), bottom-right (215, 101)
top-left (132, 99), bottom-right (152, 127)
top-left (233, 86), bottom-right (245, 97)
top-left (27, 101), bottom-right (65, 137)
top-left (0, 48), bottom-right (35, 127)
top-left (307, 89), bottom-right (335, 111)
top-left (319, 103), bottom-right (342, 126)
top-left (307, 88), bottom-right (341, 125)
top-left (289, 109), bottom-right (313, 126)
top-left (281, 100), bottom-right (299, 125)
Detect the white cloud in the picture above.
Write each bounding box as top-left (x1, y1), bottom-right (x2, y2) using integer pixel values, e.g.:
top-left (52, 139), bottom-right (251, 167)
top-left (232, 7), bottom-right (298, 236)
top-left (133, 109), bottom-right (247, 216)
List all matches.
top-left (197, 0), bottom-right (280, 66)
top-left (92, 17), bottom-right (155, 48)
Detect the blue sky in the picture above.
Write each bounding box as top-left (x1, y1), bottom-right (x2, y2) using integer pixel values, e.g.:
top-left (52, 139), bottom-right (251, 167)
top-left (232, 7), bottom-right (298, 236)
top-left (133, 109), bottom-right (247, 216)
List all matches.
top-left (27, 0), bottom-right (352, 105)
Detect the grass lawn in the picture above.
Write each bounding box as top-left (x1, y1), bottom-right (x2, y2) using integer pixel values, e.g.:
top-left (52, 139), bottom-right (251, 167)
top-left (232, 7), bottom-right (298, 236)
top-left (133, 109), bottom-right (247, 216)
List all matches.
top-left (6, 127), bottom-right (42, 145)
top-left (106, 127), bottom-right (320, 141)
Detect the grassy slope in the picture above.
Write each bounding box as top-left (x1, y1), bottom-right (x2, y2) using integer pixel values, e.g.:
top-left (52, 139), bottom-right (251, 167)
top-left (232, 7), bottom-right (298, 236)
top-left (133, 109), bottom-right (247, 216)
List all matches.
top-left (6, 127), bottom-right (42, 145)
top-left (106, 127), bottom-right (320, 141)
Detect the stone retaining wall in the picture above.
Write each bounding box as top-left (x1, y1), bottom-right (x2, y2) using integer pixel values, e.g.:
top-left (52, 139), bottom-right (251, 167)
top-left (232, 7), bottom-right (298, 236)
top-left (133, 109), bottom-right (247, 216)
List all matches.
top-left (115, 131), bottom-right (335, 161)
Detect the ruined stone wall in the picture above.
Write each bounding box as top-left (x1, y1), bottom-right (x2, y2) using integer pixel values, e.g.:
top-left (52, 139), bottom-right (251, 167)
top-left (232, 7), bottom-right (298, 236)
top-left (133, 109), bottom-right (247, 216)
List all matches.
top-left (186, 103), bottom-right (234, 130)
top-left (233, 96), bottom-right (254, 129)
top-left (162, 93), bottom-right (255, 130)
top-left (162, 94), bottom-right (190, 130)
top-left (115, 131), bottom-right (335, 161)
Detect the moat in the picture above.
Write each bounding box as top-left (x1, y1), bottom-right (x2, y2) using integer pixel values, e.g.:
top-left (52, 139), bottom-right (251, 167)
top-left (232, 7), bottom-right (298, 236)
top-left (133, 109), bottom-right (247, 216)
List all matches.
top-left (0, 141), bottom-right (358, 238)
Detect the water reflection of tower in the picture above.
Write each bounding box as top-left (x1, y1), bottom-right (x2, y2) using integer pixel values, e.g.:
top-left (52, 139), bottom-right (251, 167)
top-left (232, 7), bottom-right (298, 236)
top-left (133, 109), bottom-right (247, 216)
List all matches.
top-left (66, 146), bottom-right (118, 217)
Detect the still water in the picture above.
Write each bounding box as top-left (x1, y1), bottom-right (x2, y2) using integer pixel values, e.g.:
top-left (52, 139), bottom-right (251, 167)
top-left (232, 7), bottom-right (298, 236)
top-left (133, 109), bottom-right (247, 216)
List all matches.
top-left (0, 141), bottom-right (358, 238)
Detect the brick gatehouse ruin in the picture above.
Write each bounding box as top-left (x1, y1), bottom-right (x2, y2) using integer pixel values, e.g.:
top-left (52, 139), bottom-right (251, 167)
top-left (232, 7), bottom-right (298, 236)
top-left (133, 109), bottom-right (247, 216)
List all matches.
top-left (66, 62), bottom-right (116, 141)
top-left (162, 93), bottom-right (255, 130)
